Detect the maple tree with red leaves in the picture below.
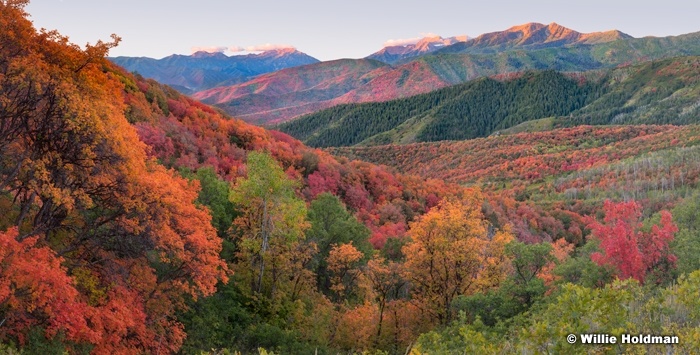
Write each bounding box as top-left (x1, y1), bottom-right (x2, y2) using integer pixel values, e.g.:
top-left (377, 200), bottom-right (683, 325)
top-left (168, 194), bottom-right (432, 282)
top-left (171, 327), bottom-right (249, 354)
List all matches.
top-left (588, 200), bottom-right (678, 283)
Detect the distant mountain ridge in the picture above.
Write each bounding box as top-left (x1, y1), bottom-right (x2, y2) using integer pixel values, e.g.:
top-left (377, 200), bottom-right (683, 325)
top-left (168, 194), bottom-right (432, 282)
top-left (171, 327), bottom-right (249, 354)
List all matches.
top-left (367, 35), bottom-right (469, 64)
top-left (114, 23), bottom-right (700, 126)
top-left (366, 23), bottom-right (631, 64)
top-left (109, 48), bottom-right (319, 94)
top-left (194, 24), bottom-right (700, 125)
top-left (277, 56), bottom-right (700, 147)
top-left (436, 22), bottom-right (632, 54)
top-left (191, 58), bottom-right (393, 124)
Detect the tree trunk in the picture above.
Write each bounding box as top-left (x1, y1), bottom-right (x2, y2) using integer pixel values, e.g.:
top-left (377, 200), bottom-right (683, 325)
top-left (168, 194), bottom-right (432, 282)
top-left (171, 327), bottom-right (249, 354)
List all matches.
top-left (257, 199), bottom-right (269, 293)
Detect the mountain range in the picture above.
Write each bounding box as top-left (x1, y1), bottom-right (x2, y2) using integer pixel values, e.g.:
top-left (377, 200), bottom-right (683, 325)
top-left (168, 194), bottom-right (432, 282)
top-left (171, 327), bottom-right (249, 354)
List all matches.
top-left (196, 24), bottom-right (700, 125)
top-left (110, 48), bottom-right (319, 94)
top-left (111, 22), bottom-right (700, 126)
top-left (435, 22), bottom-right (632, 54)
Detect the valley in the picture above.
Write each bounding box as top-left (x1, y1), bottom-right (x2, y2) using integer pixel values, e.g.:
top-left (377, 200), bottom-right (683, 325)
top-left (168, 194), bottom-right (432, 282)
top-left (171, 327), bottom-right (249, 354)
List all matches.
top-left (4, 2), bottom-right (700, 354)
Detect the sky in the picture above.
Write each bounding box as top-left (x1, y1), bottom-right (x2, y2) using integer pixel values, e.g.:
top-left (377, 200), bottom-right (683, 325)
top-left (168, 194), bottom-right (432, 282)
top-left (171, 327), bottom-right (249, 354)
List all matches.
top-left (26, 0), bottom-right (700, 61)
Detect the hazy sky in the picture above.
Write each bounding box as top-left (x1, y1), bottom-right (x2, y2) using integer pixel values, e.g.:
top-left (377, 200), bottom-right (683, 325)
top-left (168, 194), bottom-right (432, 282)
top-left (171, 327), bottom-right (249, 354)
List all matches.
top-left (26, 0), bottom-right (700, 61)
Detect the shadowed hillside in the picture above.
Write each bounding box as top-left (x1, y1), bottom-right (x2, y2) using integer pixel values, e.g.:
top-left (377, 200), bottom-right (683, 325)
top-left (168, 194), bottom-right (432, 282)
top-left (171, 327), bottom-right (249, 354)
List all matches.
top-left (280, 56), bottom-right (700, 147)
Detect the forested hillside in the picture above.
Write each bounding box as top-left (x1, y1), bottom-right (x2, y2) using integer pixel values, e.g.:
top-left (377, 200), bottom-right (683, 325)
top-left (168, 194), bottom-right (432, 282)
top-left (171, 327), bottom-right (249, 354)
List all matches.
top-left (0, 3), bottom-right (227, 353)
top-left (278, 71), bottom-right (597, 146)
top-left (563, 57), bottom-right (700, 126)
top-left (0, 3), bottom-right (480, 353)
top-left (329, 124), bottom-right (700, 353)
top-left (4, 2), bottom-right (700, 354)
top-left (280, 56), bottom-right (700, 147)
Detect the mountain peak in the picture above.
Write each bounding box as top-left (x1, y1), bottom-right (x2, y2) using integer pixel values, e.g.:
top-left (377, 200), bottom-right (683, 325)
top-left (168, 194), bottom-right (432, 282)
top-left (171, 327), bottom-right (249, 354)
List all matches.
top-left (416, 35), bottom-right (468, 46)
top-left (416, 35), bottom-right (442, 43)
top-left (547, 22), bottom-right (567, 30)
top-left (252, 48), bottom-right (318, 61)
top-left (368, 35), bottom-right (469, 64)
top-left (506, 22), bottom-right (547, 35)
top-left (191, 51), bottom-right (228, 59)
top-left (263, 47), bottom-right (298, 55)
top-left (501, 22), bottom-right (580, 43)
top-left (579, 29), bottom-right (634, 43)
top-left (451, 22), bottom-right (633, 50)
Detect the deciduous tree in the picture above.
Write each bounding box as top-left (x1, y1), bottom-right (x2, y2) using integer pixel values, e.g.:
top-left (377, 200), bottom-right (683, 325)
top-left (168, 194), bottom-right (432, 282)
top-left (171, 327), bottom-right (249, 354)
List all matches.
top-left (230, 151), bottom-right (309, 299)
top-left (588, 200), bottom-right (677, 283)
top-left (402, 191), bottom-right (513, 325)
top-left (306, 193), bottom-right (372, 295)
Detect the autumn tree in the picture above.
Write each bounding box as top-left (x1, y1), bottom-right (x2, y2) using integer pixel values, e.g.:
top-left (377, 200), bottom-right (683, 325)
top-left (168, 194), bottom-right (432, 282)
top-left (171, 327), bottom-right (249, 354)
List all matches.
top-left (0, 2), bottom-right (228, 352)
top-left (306, 193), bottom-right (372, 296)
top-left (588, 200), bottom-right (677, 283)
top-left (0, 1), bottom-right (123, 238)
top-left (0, 227), bottom-right (93, 346)
top-left (537, 238), bottom-right (574, 288)
top-left (230, 151), bottom-right (310, 299)
top-left (327, 243), bottom-right (365, 302)
top-left (363, 255), bottom-right (407, 348)
top-left (402, 191), bottom-right (513, 325)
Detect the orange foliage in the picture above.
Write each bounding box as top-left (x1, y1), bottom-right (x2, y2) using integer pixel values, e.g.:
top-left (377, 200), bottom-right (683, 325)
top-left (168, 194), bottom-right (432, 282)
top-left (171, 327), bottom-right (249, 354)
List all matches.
top-left (0, 3), bottom-right (227, 352)
top-left (327, 243), bottom-right (364, 299)
top-left (537, 238), bottom-right (575, 288)
top-left (333, 302), bottom-right (379, 351)
top-left (402, 191), bottom-right (513, 325)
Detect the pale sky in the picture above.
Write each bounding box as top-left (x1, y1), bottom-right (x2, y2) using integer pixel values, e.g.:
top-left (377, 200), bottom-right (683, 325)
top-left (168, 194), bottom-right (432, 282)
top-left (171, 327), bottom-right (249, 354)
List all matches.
top-left (26, 0), bottom-right (700, 61)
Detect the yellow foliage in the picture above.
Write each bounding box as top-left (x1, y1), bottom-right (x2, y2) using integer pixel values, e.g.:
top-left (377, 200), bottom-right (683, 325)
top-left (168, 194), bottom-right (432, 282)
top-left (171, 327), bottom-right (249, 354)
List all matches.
top-left (402, 190), bottom-right (514, 325)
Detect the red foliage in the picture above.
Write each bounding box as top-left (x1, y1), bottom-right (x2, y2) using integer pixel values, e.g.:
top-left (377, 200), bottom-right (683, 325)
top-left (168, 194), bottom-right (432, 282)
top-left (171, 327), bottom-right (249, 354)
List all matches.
top-left (306, 163), bottom-right (341, 199)
top-left (369, 222), bottom-right (408, 249)
top-left (121, 74), bottom-right (463, 248)
top-left (0, 228), bottom-right (94, 345)
top-left (588, 200), bottom-right (677, 283)
top-left (134, 122), bottom-right (175, 159)
top-left (0, 221), bottom-right (220, 354)
top-left (329, 125), bottom-right (699, 185)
